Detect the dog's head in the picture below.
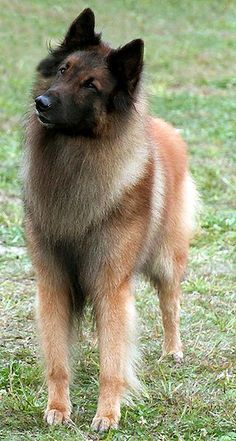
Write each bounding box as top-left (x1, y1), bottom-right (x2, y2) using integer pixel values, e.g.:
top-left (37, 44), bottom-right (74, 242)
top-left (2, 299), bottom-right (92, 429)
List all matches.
top-left (34, 8), bottom-right (144, 136)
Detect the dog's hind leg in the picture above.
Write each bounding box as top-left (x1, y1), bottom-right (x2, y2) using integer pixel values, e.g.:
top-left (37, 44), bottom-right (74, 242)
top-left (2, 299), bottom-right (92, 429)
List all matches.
top-left (158, 282), bottom-right (183, 363)
top-left (146, 245), bottom-right (188, 363)
top-left (36, 261), bottom-right (73, 426)
top-left (91, 280), bottom-right (138, 432)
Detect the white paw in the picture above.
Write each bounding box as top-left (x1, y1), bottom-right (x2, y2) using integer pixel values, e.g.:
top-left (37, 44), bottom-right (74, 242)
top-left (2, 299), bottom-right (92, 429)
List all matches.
top-left (91, 415), bottom-right (119, 432)
top-left (44, 408), bottom-right (74, 426)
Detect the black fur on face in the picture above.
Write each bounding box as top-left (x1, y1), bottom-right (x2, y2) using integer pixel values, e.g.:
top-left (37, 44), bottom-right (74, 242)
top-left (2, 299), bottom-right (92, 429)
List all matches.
top-left (34, 9), bottom-right (144, 136)
top-left (35, 51), bottom-right (116, 136)
top-left (37, 8), bottom-right (101, 77)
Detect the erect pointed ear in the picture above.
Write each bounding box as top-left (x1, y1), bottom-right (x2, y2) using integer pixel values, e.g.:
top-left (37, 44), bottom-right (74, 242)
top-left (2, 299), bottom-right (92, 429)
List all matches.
top-left (37, 8), bottom-right (101, 77)
top-left (107, 39), bottom-right (144, 91)
top-left (62, 8), bottom-right (100, 49)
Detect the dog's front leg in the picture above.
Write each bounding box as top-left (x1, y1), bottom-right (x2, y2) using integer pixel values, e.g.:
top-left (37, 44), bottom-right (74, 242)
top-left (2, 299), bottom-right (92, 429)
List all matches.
top-left (91, 280), bottom-right (137, 432)
top-left (36, 269), bottom-right (73, 426)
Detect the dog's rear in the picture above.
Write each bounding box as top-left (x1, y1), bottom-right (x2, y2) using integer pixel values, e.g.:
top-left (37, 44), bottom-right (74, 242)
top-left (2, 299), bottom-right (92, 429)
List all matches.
top-left (143, 117), bottom-right (199, 361)
top-left (23, 8), bottom-right (199, 431)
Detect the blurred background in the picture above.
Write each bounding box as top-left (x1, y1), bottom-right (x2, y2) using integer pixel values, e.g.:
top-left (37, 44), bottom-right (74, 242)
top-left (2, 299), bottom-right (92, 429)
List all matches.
top-left (0, 1), bottom-right (235, 440)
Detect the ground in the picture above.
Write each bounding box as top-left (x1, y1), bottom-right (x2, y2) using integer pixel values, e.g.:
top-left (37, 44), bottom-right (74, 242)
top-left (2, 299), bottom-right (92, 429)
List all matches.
top-left (0, 1), bottom-right (236, 440)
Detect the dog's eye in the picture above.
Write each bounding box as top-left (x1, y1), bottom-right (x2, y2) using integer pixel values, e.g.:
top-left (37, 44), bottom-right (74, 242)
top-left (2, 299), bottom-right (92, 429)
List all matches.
top-left (83, 79), bottom-right (97, 91)
top-left (59, 66), bottom-right (67, 75)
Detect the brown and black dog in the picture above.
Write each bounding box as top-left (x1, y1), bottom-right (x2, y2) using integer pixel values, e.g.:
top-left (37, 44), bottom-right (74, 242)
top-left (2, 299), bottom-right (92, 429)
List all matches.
top-left (23, 8), bottom-right (199, 431)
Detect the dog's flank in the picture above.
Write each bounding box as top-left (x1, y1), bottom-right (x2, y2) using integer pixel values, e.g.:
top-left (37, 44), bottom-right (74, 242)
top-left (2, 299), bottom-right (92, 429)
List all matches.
top-left (23, 7), bottom-right (198, 431)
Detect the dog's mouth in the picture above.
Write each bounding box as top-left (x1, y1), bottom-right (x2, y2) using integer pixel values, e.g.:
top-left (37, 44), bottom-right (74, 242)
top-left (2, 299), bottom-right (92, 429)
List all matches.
top-left (36, 110), bottom-right (55, 128)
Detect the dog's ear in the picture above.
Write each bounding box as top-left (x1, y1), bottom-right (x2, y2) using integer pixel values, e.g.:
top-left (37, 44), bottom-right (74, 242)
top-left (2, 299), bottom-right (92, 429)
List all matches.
top-left (37, 8), bottom-right (101, 78)
top-left (62, 8), bottom-right (99, 49)
top-left (107, 39), bottom-right (144, 93)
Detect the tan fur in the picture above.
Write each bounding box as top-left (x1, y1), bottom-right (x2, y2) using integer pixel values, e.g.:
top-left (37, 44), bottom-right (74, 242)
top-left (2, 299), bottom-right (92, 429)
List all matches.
top-left (24, 107), bottom-right (198, 429)
top-left (36, 270), bottom-right (72, 424)
top-left (24, 14), bottom-right (199, 431)
top-left (92, 281), bottom-right (135, 430)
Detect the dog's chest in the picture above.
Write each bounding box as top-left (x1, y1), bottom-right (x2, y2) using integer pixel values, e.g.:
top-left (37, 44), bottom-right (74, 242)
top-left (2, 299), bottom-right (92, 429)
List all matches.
top-left (27, 159), bottom-right (112, 240)
top-left (25, 140), bottom-right (146, 241)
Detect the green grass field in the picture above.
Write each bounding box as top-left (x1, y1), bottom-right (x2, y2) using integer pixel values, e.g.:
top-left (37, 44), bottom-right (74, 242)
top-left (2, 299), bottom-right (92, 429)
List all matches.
top-left (0, 1), bottom-right (236, 440)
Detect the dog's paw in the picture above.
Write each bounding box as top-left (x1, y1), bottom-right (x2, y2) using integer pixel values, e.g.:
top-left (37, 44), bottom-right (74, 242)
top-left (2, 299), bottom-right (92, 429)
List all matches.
top-left (159, 350), bottom-right (183, 364)
top-left (91, 414), bottom-right (119, 432)
top-left (172, 351), bottom-right (183, 364)
top-left (44, 408), bottom-right (74, 426)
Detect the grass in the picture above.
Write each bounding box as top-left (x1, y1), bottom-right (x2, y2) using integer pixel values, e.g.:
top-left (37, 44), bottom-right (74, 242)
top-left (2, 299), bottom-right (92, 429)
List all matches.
top-left (0, 0), bottom-right (236, 440)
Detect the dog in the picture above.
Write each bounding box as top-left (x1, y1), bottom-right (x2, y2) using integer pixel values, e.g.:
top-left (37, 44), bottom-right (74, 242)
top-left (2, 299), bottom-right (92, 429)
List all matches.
top-left (23, 8), bottom-right (198, 431)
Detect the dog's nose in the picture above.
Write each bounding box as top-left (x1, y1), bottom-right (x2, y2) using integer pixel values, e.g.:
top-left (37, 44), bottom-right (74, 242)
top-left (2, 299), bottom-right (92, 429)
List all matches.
top-left (35, 95), bottom-right (52, 112)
